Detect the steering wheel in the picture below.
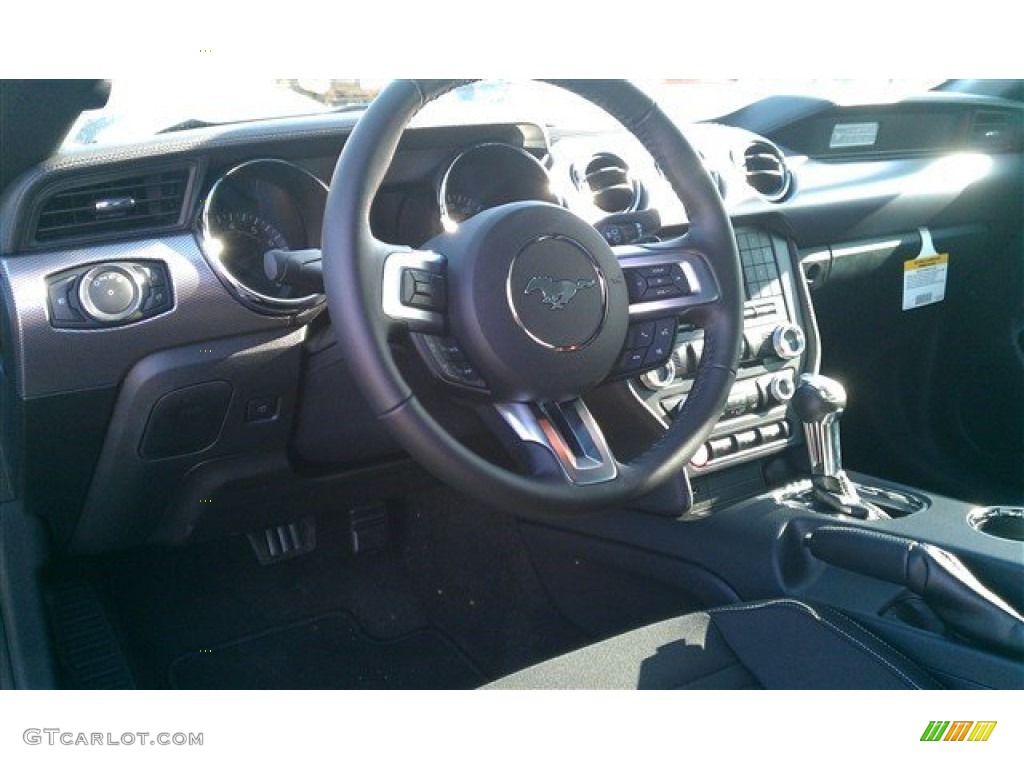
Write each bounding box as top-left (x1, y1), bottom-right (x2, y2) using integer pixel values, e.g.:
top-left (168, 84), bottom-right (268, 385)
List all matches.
top-left (322, 80), bottom-right (743, 517)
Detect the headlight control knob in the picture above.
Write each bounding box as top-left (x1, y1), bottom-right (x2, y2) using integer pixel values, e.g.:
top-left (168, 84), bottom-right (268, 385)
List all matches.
top-left (78, 265), bottom-right (144, 323)
top-left (771, 323), bottom-right (806, 360)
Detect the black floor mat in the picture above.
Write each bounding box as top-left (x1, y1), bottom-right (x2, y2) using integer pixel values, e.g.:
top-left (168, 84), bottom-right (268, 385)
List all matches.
top-left (169, 612), bottom-right (485, 689)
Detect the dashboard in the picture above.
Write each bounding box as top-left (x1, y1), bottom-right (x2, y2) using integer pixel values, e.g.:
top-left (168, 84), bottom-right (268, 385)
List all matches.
top-left (1, 89), bottom-right (1021, 553)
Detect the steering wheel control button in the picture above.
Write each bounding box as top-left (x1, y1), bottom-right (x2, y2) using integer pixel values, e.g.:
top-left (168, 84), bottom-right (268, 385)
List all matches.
top-left (626, 271), bottom-right (648, 301)
top-left (400, 268), bottom-right (447, 311)
top-left (614, 317), bottom-right (677, 377)
top-left (508, 235), bottom-right (606, 351)
top-left (616, 349), bottom-right (646, 373)
top-left (416, 334), bottom-right (487, 389)
top-left (624, 264), bottom-right (694, 304)
top-left (627, 322), bottom-right (655, 348)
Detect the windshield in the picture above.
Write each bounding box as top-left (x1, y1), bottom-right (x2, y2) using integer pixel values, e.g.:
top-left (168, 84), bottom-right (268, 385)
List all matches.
top-left (62, 78), bottom-right (944, 149)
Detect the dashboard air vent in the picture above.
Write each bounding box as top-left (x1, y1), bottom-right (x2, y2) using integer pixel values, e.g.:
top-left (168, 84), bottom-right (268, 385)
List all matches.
top-left (574, 153), bottom-right (639, 213)
top-left (740, 140), bottom-right (791, 202)
top-left (33, 167), bottom-right (193, 244)
top-left (968, 110), bottom-right (1019, 151)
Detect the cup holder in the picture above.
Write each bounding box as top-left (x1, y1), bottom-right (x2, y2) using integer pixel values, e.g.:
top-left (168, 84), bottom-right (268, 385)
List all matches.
top-left (967, 507), bottom-right (1024, 542)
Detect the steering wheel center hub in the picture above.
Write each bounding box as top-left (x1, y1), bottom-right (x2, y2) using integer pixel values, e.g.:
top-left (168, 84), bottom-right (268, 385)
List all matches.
top-left (507, 234), bottom-right (607, 351)
top-left (430, 201), bottom-right (629, 402)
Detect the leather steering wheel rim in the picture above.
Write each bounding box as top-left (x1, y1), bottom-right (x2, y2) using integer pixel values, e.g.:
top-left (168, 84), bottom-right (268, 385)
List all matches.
top-left (322, 79), bottom-right (744, 516)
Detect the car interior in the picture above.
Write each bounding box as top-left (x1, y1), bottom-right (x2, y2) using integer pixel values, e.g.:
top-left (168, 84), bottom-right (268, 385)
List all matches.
top-left (0, 78), bottom-right (1021, 690)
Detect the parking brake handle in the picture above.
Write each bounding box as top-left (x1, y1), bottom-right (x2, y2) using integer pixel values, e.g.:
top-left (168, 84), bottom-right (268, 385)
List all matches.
top-left (806, 525), bottom-right (1024, 657)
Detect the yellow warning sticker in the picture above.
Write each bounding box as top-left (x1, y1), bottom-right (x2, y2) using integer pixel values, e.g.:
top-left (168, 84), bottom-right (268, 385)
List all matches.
top-left (903, 253), bottom-right (948, 310)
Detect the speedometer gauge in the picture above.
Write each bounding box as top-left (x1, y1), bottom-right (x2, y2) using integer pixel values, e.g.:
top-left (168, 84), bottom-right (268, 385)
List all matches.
top-left (439, 142), bottom-right (558, 229)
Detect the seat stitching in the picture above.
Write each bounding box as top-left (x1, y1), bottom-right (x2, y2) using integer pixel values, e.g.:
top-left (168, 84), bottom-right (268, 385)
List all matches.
top-left (708, 599), bottom-right (925, 689)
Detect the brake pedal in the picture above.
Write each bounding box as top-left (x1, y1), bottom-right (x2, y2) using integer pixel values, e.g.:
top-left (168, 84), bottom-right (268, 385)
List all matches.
top-left (350, 503), bottom-right (389, 555)
top-left (247, 518), bottom-right (316, 565)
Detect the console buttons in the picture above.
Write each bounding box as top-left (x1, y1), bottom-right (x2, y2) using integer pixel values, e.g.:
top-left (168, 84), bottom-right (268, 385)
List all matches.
top-left (733, 430), bottom-right (759, 452)
top-left (690, 443), bottom-right (710, 468)
top-left (757, 421), bottom-right (791, 443)
top-left (707, 436), bottom-right (735, 460)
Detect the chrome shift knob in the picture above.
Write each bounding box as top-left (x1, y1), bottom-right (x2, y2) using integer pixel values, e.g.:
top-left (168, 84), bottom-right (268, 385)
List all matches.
top-left (791, 373), bottom-right (887, 520)
top-left (793, 374), bottom-right (847, 480)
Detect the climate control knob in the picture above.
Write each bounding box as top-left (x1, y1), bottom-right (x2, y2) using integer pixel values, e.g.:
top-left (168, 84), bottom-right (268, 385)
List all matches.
top-left (768, 371), bottom-right (796, 403)
top-left (640, 359), bottom-right (677, 390)
top-left (78, 265), bottom-right (144, 323)
top-left (771, 323), bottom-right (806, 360)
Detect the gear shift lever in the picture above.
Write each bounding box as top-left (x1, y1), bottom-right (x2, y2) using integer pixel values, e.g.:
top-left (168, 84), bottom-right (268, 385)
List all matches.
top-left (792, 374), bottom-right (888, 520)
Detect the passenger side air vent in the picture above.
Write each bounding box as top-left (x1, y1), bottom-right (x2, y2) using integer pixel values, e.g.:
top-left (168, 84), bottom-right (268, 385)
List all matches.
top-left (968, 110), bottom-right (1020, 151)
top-left (574, 152), bottom-right (640, 213)
top-left (33, 166), bottom-right (194, 245)
top-left (739, 140), bottom-right (791, 202)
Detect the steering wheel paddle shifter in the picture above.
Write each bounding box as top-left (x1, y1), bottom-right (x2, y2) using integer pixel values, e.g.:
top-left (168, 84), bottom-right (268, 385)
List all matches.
top-left (792, 374), bottom-right (889, 520)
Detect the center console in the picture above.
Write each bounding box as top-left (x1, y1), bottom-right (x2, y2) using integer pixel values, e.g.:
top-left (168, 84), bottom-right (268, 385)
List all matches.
top-left (549, 224), bottom-right (1024, 686)
top-left (630, 228), bottom-right (813, 474)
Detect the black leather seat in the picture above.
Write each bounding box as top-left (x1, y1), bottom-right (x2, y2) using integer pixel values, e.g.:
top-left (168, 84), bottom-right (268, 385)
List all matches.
top-left (484, 600), bottom-right (941, 689)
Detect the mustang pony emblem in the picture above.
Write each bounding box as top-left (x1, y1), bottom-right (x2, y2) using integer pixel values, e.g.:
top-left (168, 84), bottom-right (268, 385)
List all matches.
top-left (523, 276), bottom-right (596, 310)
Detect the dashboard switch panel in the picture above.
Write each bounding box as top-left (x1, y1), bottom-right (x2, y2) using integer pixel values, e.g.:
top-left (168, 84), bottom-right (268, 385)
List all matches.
top-left (47, 260), bottom-right (173, 328)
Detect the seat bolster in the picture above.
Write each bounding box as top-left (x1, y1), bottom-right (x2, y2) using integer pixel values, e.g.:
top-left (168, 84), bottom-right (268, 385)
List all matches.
top-left (484, 600), bottom-right (943, 690)
top-left (708, 600), bottom-right (942, 690)
top-left (483, 611), bottom-right (759, 690)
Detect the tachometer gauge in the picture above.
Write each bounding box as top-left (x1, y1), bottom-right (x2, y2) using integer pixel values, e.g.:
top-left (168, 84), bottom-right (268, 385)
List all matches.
top-left (198, 159), bottom-right (328, 314)
top-left (206, 211), bottom-right (290, 295)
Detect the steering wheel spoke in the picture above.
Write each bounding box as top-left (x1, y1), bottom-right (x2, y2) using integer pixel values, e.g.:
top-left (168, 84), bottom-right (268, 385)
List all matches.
top-left (492, 399), bottom-right (618, 486)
